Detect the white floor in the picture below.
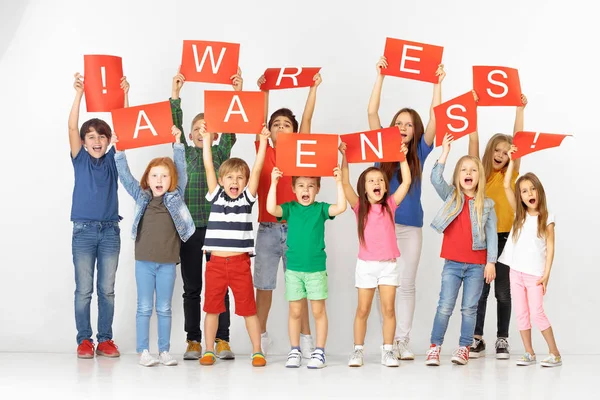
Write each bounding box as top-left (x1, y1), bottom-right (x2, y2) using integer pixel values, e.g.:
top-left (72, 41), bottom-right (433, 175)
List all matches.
top-left (0, 353), bottom-right (595, 399)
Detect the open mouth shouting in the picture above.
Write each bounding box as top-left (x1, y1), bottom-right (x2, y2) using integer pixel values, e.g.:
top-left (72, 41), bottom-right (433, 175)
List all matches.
top-left (91, 145), bottom-right (103, 154)
top-left (528, 198), bottom-right (536, 206)
top-left (463, 177), bottom-right (473, 186)
top-left (493, 157), bottom-right (504, 167)
top-left (373, 188), bottom-right (382, 197)
top-left (301, 194), bottom-right (310, 202)
top-left (228, 186), bottom-right (240, 197)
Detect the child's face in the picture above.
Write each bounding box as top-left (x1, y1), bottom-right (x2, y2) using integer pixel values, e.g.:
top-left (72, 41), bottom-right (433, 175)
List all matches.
top-left (83, 128), bottom-right (109, 159)
top-left (364, 170), bottom-right (387, 203)
top-left (190, 119), bottom-right (218, 148)
top-left (394, 112), bottom-right (414, 144)
top-left (147, 165), bottom-right (171, 197)
top-left (519, 179), bottom-right (538, 211)
top-left (270, 116), bottom-right (294, 144)
top-left (459, 159), bottom-right (480, 193)
top-left (492, 141), bottom-right (511, 171)
top-left (292, 177), bottom-right (320, 206)
top-left (218, 168), bottom-right (247, 199)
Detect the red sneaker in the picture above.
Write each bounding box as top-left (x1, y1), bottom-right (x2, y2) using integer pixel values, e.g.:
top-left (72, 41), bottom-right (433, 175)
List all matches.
top-left (77, 339), bottom-right (95, 359)
top-left (96, 340), bottom-right (120, 357)
top-left (425, 344), bottom-right (441, 366)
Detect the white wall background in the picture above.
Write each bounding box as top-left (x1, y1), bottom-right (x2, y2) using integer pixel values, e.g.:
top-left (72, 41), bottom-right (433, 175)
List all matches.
top-left (1, 0), bottom-right (597, 355)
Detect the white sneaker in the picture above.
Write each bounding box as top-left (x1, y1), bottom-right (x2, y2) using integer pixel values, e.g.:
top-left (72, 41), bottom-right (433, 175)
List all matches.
top-left (381, 346), bottom-right (400, 367)
top-left (300, 334), bottom-right (315, 359)
top-left (159, 351), bottom-right (178, 366)
top-left (516, 352), bottom-right (537, 366)
top-left (540, 354), bottom-right (562, 367)
top-left (307, 349), bottom-right (326, 369)
top-left (394, 338), bottom-right (415, 360)
top-left (139, 350), bottom-right (159, 367)
top-left (348, 347), bottom-right (364, 367)
top-left (285, 349), bottom-right (302, 368)
top-left (260, 332), bottom-right (272, 356)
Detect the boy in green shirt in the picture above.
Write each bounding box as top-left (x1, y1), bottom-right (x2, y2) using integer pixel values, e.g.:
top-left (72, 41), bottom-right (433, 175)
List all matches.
top-left (266, 166), bottom-right (347, 369)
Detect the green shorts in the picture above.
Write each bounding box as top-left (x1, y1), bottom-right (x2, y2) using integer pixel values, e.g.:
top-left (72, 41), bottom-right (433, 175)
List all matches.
top-left (284, 270), bottom-right (328, 301)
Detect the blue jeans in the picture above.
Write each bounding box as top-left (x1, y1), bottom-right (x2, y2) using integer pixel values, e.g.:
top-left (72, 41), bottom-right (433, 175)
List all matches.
top-left (253, 222), bottom-right (288, 290)
top-left (135, 260), bottom-right (177, 353)
top-left (72, 221), bottom-right (120, 345)
top-left (430, 260), bottom-right (485, 347)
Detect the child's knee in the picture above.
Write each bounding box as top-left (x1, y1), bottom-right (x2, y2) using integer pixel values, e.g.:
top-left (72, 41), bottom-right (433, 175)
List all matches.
top-left (355, 304), bottom-right (371, 319)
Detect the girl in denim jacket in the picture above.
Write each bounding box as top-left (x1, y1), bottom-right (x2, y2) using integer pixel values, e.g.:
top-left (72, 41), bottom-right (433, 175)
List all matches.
top-left (425, 134), bottom-right (498, 366)
top-left (114, 126), bottom-right (195, 367)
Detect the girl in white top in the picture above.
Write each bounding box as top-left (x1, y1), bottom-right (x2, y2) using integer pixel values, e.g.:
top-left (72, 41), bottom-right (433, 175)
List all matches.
top-left (499, 147), bottom-right (561, 367)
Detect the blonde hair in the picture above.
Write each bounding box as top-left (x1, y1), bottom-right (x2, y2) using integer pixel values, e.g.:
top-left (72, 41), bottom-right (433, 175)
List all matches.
top-left (482, 133), bottom-right (513, 182)
top-left (191, 113), bottom-right (204, 129)
top-left (443, 156), bottom-right (486, 230)
top-left (218, 157), bottom-right (250, 180)
top-left (140, 157), bottom-right (178, 192)
top-left (512, 173), bottom-right (549, 242)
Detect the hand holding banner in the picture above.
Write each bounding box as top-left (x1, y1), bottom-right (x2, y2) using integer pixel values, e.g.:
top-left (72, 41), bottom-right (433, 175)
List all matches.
top-left (511, 131), bottom-right (572, 159)
top-left (275, 133), bottom-right (339, 177)
top-left (83, 55), bottom-right (124, 112)
top-left (434, 91), bottom-right (478, 146)
top-left (473, 66), bottom-right (522, 106)
top-left (180, 40), bottom-right (240, 84)
top-left (111, 101), bottom-right (174, 150)
top-left (259, 67), bottom-right (322, 90)
top-left (342, 127), bottom-right (405, 163)
top-left (381, 38), bottom-right (444, 83)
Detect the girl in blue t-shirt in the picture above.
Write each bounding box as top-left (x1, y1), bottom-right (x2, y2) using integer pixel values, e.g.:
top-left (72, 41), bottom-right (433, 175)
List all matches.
top-left (368, 56), bottom-right (445, 360)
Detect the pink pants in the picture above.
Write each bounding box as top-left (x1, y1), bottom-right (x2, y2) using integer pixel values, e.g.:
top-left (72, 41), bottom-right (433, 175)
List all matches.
top-left (510, 268), bottom-right (551, 331)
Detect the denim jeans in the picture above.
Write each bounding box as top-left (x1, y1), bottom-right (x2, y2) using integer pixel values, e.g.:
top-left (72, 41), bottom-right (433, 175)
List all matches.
top-left (72, 221), bottom-right (120, 345)
top-left (430, 260), bottom-right (485, 347)
top-left (253, 222), bottom-right (288, 290)
top-left (135, 260), bottom-right (176, 353)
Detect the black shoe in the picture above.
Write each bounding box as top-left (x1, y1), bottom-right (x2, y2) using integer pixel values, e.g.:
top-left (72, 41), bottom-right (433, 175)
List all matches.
top-left (495, 337), bottom-right (510, 359)
top-left (469, 338), bottom-right (486, 358)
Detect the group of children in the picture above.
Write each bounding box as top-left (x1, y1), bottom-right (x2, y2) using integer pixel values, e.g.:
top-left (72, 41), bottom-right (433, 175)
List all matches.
top-left (68, 56), bottom-right (561, 370)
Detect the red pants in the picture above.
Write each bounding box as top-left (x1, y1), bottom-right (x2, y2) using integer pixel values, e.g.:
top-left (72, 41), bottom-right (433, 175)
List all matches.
top-left (204, 253), bottom-right (257, 317)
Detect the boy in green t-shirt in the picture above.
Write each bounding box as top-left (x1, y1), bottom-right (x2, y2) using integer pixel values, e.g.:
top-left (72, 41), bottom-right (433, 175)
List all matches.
top-left (266, 166), bottom-right (347, 369)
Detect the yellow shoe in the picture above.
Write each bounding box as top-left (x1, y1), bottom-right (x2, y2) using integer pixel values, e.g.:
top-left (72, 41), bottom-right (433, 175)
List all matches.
top-left (184, 340), bottom-right (202, 360)
top-left (215, 339), bottom-right (235, 360)
top-left (252, 352), bottom-right (267, 367)
top-left (200, 351), bottom-right (216, 366)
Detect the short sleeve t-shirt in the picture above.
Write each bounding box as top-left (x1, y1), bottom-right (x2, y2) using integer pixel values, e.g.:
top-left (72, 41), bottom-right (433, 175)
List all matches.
top-left (135, 195), bottom-right (180, 263)
top-left (499, 212), bottom-right (555, 277)
top-left (486, 169), bottom-right (518, 233)
top-left (70, 147), bottom-right (119, 222)
top-left (278, 201), bottom-right (333, 272)
top-left (352, 196), bottom-right (400, 261)
top-left (256, 142), bottom-right (296, 223)
top-left (440, 195), bottom-right (487, 265)
top-left (375, 135), bottom-right (433, 227)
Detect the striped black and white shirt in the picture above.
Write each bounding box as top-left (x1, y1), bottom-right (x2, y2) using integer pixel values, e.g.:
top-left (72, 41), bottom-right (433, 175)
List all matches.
top-left (203, 186), bottom-right (256, 254)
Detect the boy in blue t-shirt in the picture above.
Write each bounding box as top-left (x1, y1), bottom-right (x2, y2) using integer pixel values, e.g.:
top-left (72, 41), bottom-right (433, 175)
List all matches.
top-left (68, 72), bottom-right (128, 359)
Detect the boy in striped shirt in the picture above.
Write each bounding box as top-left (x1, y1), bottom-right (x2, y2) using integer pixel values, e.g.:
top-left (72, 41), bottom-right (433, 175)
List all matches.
top-left (199, 122), bottom-right (270, 367)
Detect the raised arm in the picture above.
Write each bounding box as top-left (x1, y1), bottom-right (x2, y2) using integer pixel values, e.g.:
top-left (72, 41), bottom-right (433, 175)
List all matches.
top-left (256, 73), bottom-right (269, 142)
top-left (512, 94), bottom-right (528, 173)
top-left (215, 68), bottom-right (243, 160)
top-left (503, 146), bottom-right (518, 212)
top-left (121, 76), bottom-right (130, 108)
top-left (298, 73), bottom-right (322, 133)
top-left (423, 64), bottom-right (445, 147)
top-left (170, 71), bottom-right (189, 148)
top-left (338, 142), bottom-right (359, 208)
top-left (431, 133), bottom-right (455, 200)
top-left (266, 167), bottom-right (284, 218)
top-left (367, 57), bottom-right (387, 130)
top-left (538, 222), bottom-right (556, 294)
top-left (468, 90), bottom-right (480, 158)
top-left (113, 144), bottom-right (142, 200)
top-left (328, 166), bottom-right (348, 217)
top-left (393, 144), bottom-right (412, 205)
top-left (171, 126), bottom-right (187, 195)
top-left (69, 73), bottom-right (84, 158)
top-left (200, 122), bottom-right (218, 194)
top-left (248, 126), bottom-right (271, 197)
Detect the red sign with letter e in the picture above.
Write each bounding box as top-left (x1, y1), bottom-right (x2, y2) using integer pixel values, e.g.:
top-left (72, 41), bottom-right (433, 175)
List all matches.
top-left (276, 134), bottom-right (339, 177)
top-left (381, 38), bottom-right (444, 83)
top-left (180, 40), bottom-right (240, 84)
top-left (111, 101), bottom-right (174, 150)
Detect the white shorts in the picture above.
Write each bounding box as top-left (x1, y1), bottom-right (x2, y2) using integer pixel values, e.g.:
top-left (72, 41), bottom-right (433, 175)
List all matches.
top-left (355, 259), bottom-right (400, 289)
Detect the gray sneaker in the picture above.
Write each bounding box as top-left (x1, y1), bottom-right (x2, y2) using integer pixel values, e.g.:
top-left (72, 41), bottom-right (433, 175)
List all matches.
top-left (183, 340), bottom-right (202, 360)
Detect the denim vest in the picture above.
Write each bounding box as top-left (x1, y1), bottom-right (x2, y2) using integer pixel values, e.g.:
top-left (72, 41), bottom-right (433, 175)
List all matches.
top-left (115, 143), bottom-right (196, 242)
top-left (430, 161), bottom-right (498, 263)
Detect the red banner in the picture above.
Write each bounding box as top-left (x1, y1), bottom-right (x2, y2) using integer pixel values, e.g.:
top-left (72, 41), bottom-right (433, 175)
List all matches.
top-left (111, 101), bottom-right (175, 150)
top-left (512, 131), bottom-right (572, 159)
top-left (180, 40), bottom-right (239, 84)
top-left (276, 133), bottom-right (339, 177)
top-left (473, 66), bottom-right (522, 106)
top-left (83, 55), bottom-right (124, 112)
top-left (381, 38), bottom-right (444, 83)
top-left (259, 67), bottom-right (321, 90)
top-left (434, 91), bottom-right (478, 146)
top-left (204, 91), bottom-right (265, 134)
top-left (342, 127), bottom-right (405, 163)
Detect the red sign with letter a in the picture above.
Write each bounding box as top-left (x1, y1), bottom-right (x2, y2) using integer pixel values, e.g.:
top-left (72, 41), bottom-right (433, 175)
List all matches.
top-left (180, 40), bottom-right (240, 84)
top-left (204, 91), bottom-right (265, 134)
top-left (111, 101), bottom-right (175, 151)
top-left (381, 38), bottom-right (444, 83)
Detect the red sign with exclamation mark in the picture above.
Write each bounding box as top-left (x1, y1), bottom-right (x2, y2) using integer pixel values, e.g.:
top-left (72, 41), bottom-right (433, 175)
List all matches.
top-left (83, 55), bottom-right (124, 112)
top-left (512, 131), bottom-right (572, 159)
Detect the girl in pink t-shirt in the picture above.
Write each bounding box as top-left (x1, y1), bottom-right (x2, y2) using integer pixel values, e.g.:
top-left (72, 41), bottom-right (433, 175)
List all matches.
top-left (339, 142), bottom-right (411, 367)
